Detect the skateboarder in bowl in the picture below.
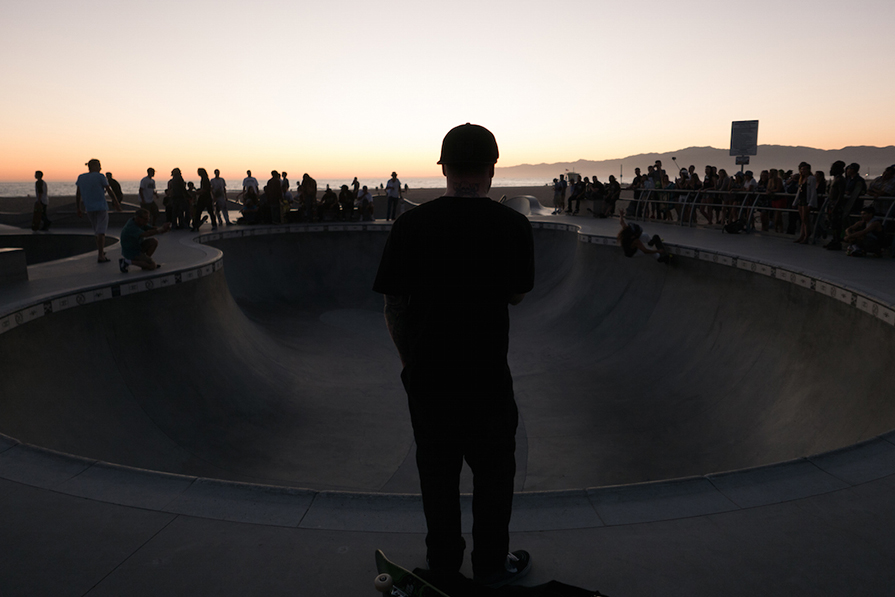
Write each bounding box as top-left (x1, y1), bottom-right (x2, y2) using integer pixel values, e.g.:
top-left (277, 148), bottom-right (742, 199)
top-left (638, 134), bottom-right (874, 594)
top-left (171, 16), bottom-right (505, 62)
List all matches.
top-left (616, 210), bottom-right (671, 263)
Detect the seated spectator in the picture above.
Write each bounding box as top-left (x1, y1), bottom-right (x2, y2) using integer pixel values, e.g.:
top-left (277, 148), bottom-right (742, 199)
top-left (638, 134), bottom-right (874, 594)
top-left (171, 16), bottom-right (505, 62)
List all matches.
top-left (566, 176), bottom-right (586, 215)
top-left (603, 175), bottom-right (620, 217)
top-left (844, 206), bottom-right (886, 256)
top-left (238, 193), bottom-right (261, 225)
top-left (338, 184), bottom-right (355, 220)
top-left (119, 208), bottom-right (171, 272)
top-left (357, 185), bottom-right (374, 221)
top-left (867, 165), bottom-right (895, 214)
top-left (320, 185), bottom-right (339, 220)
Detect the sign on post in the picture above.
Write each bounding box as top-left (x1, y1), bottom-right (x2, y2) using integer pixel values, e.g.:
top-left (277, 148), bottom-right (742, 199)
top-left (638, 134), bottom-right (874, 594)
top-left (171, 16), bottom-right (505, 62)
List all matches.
top-left (730, 120), bottom-right (759, 156)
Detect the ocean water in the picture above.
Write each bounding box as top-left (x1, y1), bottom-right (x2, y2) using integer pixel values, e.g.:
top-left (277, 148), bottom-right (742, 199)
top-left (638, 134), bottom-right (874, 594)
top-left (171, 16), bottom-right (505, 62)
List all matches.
top-left (0, 177), bottom-right (550, 198)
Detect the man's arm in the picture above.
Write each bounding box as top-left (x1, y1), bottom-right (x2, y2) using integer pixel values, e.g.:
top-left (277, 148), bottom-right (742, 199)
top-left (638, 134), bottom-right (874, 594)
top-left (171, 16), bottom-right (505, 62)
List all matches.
top-left (140, 222), bottom-right (172, 238)
top-left (384, 295), bottom-right (411, 367)
top-left (106, 185), bottom-right (122, 211)
top-left (75, 187), bottom-right (83, 217)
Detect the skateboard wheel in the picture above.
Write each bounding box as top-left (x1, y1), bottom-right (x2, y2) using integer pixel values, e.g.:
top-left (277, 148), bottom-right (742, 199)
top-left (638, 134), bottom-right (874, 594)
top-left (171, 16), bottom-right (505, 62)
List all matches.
top-left (374, 573), bottom-right (393, 593)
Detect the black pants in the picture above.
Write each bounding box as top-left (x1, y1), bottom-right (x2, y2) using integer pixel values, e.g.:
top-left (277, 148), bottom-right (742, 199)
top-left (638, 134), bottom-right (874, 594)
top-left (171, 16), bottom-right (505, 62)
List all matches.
top-left (405, 373), bottom-right (518, 577)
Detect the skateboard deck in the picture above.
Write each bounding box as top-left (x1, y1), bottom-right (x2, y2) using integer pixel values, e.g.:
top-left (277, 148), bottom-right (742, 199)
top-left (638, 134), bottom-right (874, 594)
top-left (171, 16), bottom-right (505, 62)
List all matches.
top-left (375, 550), bottom-right (451, 597)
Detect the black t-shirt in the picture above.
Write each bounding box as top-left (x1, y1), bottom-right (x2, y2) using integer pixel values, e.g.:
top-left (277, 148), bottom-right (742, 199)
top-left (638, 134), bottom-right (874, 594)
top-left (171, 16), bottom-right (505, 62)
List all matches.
top-left (373, 196), bottom-right (534, 389)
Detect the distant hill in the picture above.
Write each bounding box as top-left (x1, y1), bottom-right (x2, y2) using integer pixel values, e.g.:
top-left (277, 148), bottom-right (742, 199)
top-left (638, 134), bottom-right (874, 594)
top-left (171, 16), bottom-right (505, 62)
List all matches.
top-left (497, 145), bottom-right (895, 183)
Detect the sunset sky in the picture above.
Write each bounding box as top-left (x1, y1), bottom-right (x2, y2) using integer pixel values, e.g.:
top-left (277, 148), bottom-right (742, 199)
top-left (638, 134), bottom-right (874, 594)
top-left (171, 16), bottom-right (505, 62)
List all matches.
top-left (2, 0), bottom-right (892, 181)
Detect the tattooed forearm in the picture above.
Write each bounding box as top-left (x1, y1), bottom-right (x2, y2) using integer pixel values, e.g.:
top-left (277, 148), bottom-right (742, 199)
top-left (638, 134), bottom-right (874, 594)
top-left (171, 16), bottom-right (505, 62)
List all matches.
top-left (384, 295), bottom-right (411, 366)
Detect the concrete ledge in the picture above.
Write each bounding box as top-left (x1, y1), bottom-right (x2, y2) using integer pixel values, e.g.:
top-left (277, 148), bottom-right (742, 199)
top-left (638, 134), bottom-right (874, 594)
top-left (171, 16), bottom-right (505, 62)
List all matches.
top-left (0, 247), bottom-right (27, 283)
top-left (708, 459), bottom-right (849, 509)
top-left (809, 436), bottom-right (895, 486)
top-left (299, 491), bottom-right (425, 532)
top-left (59, 461), bottom-right (195, 511)
top-left (588, 477), bottom-right (738, 526)
top-left (164, 478), bottom-right (315, 526)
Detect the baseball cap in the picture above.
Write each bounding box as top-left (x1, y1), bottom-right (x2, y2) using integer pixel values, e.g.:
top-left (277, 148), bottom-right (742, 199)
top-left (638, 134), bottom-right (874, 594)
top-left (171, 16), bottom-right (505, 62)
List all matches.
top-left (86, 158), bottom-right (101, 167)
top-left (437, 123), bottom-right (499, 165)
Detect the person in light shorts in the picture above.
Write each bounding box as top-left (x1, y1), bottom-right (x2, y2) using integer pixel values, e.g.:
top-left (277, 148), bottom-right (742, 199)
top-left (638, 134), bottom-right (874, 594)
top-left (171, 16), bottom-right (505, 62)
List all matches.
top-left (76, 158), bottom-right (122, 263)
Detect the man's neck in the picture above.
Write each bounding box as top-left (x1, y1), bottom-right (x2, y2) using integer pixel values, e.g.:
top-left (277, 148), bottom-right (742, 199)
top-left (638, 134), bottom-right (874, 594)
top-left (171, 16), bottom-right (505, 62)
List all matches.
top-left (445, 178), bottom-right (491, 198)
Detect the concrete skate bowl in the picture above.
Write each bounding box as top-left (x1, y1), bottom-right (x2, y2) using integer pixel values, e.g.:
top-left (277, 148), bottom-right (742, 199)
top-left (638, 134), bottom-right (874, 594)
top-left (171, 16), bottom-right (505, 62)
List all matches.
top-left (1, 226), bottom-right (894, 494)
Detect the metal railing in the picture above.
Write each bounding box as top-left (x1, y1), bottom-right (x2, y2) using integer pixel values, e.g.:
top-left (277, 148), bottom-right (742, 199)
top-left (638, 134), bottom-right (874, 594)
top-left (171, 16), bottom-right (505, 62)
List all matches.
top-left (621, 187), bottom-right (895, 255)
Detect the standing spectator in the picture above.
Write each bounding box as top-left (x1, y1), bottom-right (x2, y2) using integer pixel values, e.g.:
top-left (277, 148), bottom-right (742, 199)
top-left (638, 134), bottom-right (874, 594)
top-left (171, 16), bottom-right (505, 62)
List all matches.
top-left (33, 170), bottom-right (51, 231)
top-left (167, 168), bottom-right (189, 229)
top-left (843, 162), bottom-right (868, 217)
top-left (823, 161), bottom-right (847, 250)
top-left (351, 176), bottom-right (360, 199)
top-left (193, 168), bottom-right (215, 231)
top-left (210, 169), bottom-right (230, 226)
top-left (300, 173), bottom-right (318, 221)
top-left (551, 176), bottom-right (564, 215)
top-left (385, 171), bottom-right (403, 221)
top-left (139, 167), bottom-right (160, 226)
top-left (373, 123), bottom-right (534, 587)
top-left (767, 168), bottom-right (786, 233)
top-left (793, 162), bottom-right (818, 243)
top-left (105, 172), bottom-right (124, 206)
top-left (264, 171), bottom-right (283, 224)
top-left (698, 165), bottom-right (716, 225)
top-left (76, 158), bottom-right (122, 263)
top-left (754, 170), bottom-right (770, 231)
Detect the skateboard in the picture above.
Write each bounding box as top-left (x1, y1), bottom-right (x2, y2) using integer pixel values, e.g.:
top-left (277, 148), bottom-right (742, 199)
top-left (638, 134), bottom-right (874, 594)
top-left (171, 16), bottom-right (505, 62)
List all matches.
top-left (374, 550), bottom-right (450, 597)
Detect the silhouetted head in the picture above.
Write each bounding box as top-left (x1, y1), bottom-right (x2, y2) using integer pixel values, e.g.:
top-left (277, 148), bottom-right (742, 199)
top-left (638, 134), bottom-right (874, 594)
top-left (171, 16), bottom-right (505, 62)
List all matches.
top-left (86, 159), bottom-right (101, 172)
top-left (35, 171), bottom-right (43, 179)
top-left (198, 168), bottom-right (208, 180)
top-left (147, 167), bottom-right (155, 177)
top-left (214, 169), bottom-right (220, 176)
top-left (106, 172), bottom-right (114, 180)
top-left (828, 161), bottom-right (845, 177)
top-left (438, 123), bottom-right (498, 168)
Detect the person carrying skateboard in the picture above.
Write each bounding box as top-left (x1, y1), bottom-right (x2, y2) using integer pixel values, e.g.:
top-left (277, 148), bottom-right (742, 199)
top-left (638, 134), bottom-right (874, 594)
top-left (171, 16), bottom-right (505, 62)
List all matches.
top-left (373, 123), bottom-right (534, 588)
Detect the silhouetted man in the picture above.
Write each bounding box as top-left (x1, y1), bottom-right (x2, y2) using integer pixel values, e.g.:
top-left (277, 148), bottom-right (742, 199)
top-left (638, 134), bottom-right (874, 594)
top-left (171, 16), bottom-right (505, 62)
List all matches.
top-left (373, 123), bottom-right (534, 588)
top-left (76, 158), bottom-right (122, 263)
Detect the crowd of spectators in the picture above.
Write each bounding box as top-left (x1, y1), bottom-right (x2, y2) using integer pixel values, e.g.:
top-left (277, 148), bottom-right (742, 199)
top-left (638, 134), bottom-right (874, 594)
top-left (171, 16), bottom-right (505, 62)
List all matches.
top-left (159, 168), bottom-right (389, 230)
top-left (609, 160), bottom-right (895, 256)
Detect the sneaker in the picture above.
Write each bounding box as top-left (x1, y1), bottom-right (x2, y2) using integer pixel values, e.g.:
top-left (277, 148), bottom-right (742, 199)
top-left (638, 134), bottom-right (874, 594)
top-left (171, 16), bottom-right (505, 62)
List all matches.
top-left (475, 550), bottom-right (531, 588)
top-left (118, 258), bottom-right (129, 273)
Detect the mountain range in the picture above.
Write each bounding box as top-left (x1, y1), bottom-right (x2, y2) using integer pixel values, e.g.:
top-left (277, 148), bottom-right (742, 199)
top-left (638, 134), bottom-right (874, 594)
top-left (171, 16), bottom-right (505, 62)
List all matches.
top-left (497, 145), bottom-right (895, 182)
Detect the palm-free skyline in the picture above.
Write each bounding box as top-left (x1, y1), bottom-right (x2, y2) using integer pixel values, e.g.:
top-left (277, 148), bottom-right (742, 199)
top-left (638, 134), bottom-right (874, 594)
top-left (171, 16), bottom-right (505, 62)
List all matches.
top-left (2, 0), bottom-right (892, 181)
